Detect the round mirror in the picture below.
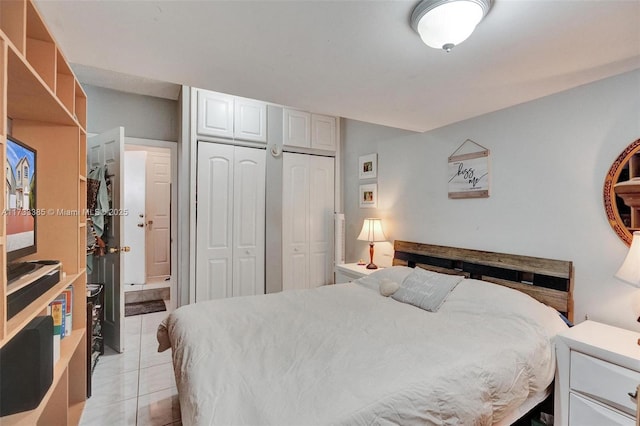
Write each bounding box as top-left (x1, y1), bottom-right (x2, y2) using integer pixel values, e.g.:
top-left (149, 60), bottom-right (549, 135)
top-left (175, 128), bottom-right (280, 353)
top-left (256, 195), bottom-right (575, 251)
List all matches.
top-left (604, 138), bottom-right (640, 246)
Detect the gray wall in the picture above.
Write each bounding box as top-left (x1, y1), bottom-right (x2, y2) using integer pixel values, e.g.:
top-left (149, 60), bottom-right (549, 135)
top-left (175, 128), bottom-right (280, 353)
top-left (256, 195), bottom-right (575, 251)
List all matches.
top-left (84, 85), bottom-right (179, 142)
top-left (265, 106), bottom-right (284, 294)
top-left (342, 69), bottom-right (640, 331)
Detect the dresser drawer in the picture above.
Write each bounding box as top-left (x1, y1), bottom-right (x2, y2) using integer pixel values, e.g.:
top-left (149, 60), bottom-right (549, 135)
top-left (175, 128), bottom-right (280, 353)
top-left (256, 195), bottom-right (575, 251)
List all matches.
top-left (569, 393), bottom-right (634, 426)
top-left (570, 351), bottom-right (640, 416)
top-left (335, 271), bottom-right (354, 283)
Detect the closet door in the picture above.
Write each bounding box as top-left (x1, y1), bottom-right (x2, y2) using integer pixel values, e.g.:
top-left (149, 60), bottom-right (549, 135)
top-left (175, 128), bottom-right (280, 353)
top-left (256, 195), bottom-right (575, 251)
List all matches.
top-left (197, 90), bottom-right (235, 138)
top-left (234, 98), bottom-right (267, 143)
top-left (309, 156), bottom-right (335, 288)
top-left (196, 142), bottom-right (234, 301)
top-left (282, 153), bottom-right (310, 290)
top-left (233, 146), bottom-right (266, 296)
top-left (283, 109), bottom-right (311, 148)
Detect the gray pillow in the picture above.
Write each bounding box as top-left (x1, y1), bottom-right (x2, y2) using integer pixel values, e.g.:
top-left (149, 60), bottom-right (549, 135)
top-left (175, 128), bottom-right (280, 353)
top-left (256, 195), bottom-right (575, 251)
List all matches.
top-left (391, 267), bottom-right (464, 312)
top-left (353, 266), bottom-right (414, 291)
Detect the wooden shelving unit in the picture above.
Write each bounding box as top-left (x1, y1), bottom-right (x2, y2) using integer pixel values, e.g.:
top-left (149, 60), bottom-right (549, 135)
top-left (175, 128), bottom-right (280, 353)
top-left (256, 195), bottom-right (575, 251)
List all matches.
top-left (0, 1), bottom-right (88, 424)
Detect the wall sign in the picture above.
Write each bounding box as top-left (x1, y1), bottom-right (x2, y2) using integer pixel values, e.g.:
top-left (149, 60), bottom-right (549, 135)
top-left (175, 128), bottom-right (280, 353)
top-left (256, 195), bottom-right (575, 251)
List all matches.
top-left (447, 139), bottom-right (490, 199)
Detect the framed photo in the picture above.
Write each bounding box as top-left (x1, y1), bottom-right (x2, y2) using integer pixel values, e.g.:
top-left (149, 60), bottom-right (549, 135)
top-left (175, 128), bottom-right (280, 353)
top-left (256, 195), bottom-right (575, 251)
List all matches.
top-left (359, 153), bottom-right (377, 179)
top-left (359, 183), bottom-right (377, 208)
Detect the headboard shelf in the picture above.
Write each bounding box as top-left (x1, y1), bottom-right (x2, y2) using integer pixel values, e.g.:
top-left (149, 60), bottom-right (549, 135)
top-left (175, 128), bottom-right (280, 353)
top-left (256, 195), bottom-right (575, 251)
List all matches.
top-left (393, 240), bottom-right (574, 322)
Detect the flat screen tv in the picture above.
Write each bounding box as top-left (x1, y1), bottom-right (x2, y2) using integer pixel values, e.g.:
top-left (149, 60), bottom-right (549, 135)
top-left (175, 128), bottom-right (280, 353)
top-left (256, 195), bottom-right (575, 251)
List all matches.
top-left (5, 135), bottom-right (36, 262)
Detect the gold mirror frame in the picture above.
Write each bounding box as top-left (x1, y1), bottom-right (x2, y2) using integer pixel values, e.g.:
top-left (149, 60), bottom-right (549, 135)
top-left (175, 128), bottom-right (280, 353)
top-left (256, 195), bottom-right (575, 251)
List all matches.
top-left (604, 138), bottom-right (640, 246)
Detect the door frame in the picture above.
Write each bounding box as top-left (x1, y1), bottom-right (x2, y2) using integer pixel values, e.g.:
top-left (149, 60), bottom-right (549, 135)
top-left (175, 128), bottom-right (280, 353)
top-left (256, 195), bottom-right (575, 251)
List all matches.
top-left (124, 137), bottom-right (178, 311)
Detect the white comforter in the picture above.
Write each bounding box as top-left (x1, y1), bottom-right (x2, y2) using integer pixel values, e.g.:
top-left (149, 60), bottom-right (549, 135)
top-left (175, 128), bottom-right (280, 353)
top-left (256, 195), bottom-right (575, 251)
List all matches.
top-left (158, 277), bottom-right (567, 426)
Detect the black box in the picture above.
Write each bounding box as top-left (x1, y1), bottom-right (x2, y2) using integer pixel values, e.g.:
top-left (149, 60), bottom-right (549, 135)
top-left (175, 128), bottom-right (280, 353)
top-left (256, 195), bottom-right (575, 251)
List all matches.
top-left (7, 268), bottom-right (60, 319)
top-left (0, 316), bottom-right (54, 416)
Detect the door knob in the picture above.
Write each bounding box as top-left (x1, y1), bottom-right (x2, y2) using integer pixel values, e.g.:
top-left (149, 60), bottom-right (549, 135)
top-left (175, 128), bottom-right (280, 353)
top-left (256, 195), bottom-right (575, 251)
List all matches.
top-left (108, 246), bottom-right (131, 254)
top-left (137, 223), bottom-right (144, 228)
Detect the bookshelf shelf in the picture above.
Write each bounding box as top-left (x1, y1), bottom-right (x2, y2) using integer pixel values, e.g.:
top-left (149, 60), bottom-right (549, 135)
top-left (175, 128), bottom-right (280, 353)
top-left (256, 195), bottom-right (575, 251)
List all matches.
top-left (0, 0), bottom-right (87, 424)
top-left (5, 272), bottom-right (81, 348)
top-left (1, 329), bottom-right (85, 426)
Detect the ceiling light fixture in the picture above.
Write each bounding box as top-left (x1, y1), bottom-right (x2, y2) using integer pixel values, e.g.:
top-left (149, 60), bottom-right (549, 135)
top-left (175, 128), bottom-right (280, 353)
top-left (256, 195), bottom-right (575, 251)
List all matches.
top-left (410, 0), bottom-right (492, 52)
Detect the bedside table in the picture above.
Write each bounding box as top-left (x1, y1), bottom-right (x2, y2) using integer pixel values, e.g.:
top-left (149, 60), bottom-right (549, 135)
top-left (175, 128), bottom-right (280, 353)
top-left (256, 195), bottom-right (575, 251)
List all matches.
top-left (555, 320), bottom-right (640, 426)
top-left (334, 263), bottom-right (381, 283)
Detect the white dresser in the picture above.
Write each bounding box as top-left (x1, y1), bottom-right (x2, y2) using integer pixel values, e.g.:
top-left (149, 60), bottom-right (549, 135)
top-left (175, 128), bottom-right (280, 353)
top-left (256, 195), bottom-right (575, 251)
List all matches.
top-left (555, 321), bottom-right (640, 426)
top-left (334, 263), bottom-right (380, 283)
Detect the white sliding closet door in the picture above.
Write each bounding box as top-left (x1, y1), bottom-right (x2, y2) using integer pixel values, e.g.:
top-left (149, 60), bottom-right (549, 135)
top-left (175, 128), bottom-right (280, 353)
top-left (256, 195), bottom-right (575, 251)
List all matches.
top-left (233, 148), bottom-right (266, 297)
top-left (283, 152), bottom-right (334, 291)
top-left (196, 142), bottom-right (265, 301)
top-left (309, 156), bottom-right (335, 287)
top-left (282, 153), bottom-right (310, 291)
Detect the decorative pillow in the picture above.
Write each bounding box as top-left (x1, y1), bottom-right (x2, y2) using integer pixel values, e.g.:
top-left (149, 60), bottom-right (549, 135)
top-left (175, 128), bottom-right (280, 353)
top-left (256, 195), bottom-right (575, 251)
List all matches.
top-left (391, 267), bottom-right (464, 312)
top-left (352, 266), bottom-right (414, 291)
top-left (379, 278), bottom-right (400, 297)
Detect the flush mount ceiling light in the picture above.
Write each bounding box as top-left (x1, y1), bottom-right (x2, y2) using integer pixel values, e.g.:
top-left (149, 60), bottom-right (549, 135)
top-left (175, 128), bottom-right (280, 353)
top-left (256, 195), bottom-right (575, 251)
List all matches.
top-left (410, 0), bottom-right (492, 52)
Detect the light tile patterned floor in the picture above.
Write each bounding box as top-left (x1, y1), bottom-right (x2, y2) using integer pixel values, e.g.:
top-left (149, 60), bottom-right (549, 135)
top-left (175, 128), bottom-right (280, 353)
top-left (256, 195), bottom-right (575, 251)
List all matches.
top-left (80, 306), bottom-right (180, 426)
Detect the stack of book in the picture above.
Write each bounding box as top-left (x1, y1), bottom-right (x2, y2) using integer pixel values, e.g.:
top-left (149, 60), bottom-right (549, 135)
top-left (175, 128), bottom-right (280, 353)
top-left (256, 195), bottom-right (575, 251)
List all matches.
top-left (47, 285), bottom-right (73, 363)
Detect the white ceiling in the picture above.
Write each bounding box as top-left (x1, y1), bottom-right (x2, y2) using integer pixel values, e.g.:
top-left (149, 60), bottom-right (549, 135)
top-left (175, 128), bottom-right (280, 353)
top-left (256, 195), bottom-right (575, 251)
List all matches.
top-left (36, 0), bottom-right (640, 132)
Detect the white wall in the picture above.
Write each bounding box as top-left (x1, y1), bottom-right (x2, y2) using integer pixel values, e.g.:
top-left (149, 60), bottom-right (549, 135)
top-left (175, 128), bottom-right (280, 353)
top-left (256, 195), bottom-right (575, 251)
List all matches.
top-left (342, 69), bottom-right (640, 331)
top-left (84, 84), bottom-right (179, 141)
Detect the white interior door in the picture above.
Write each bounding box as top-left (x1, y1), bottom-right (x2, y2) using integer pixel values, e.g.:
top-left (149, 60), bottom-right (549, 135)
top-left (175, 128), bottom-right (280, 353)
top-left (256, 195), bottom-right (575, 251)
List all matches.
top-left (196, 142), bottom-right (234, 301)
top-left (88, 127), bottom-right (125, 353)
top-left (233, 146), bottom-right (265, 296)
top-left (123, 151), bottom-right (146, 284)
top-left (309, 156), bottom-right (335, 287)
top-left (282, 152), bottom-right (310, 290)
top-left (146, 150), bottom-right (171, 279)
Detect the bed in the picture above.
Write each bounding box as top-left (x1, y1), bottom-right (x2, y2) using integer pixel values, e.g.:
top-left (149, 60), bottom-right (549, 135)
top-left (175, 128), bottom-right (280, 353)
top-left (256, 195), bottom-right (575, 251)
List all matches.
top-left (158, 241), bottom-right (574, 425)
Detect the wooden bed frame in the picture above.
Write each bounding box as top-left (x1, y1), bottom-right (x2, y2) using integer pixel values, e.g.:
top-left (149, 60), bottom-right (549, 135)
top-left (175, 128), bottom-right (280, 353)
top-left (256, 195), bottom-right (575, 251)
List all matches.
top-left (393, 241), bottom-right (575, 322)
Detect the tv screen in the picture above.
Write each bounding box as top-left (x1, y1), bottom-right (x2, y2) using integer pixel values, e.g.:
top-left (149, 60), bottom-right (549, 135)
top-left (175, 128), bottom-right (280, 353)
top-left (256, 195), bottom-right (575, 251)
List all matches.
top-left (6, 136), bottom-right (36, 261)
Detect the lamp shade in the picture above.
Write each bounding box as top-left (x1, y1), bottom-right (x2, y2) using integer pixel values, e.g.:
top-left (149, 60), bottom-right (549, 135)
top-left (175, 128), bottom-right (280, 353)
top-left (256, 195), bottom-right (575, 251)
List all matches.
top-left (357, 218), bottom-right (387, 243)
top-left (410, 0), bottom-right (491, 51)
top-left (616, 231), bottom-right (640, 287)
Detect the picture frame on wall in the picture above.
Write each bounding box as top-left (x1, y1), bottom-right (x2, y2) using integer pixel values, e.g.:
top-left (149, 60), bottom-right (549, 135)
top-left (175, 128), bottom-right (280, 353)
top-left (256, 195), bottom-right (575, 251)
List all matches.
top-left (359, 183), bottom-right (378, 208)
top-left (359, 153), bottom-right (377, 180)
top-left (447, 139), bottom-right (490, 199)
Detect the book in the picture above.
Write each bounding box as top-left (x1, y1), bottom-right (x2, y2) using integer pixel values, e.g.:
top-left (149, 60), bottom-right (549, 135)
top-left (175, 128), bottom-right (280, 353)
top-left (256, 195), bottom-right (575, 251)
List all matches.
top-left (51, 295), bottom-right (66, 340)
top-left (49, 297), bottom-right (64, 363)
top-left (62, 285), bottom-right (73, 337)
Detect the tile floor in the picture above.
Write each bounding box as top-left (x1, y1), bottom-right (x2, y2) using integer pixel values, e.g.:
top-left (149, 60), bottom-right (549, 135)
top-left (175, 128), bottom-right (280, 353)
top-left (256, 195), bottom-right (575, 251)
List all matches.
top-left (79, 306), bottom-right (180, 426)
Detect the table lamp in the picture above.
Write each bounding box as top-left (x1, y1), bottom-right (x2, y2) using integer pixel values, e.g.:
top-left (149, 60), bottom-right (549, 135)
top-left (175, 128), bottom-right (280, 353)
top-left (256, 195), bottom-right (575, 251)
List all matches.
top-left (616, 231), bottom-right (640, 287)
top-left (357, 218), bottom-right (387, 269)
top-left (615, 231), bottom-right (640, 344)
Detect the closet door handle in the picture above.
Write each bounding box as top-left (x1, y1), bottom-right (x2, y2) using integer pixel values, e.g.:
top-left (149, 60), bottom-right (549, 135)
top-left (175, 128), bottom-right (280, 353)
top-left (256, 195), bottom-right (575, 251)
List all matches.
top-left (629, 390), bottom-right (637, 400)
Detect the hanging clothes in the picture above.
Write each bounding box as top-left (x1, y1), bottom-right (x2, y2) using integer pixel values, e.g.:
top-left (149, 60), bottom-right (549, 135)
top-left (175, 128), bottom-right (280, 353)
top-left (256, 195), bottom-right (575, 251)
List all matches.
top-left (87, 166), bottom-right (110, 274)
top-left (87, 165), bottom-right (110, 238)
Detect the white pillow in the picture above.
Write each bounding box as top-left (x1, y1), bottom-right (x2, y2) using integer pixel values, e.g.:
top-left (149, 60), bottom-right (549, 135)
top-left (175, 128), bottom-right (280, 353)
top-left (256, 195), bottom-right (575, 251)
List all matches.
top-left (442, 278), bottom-right (569, 337)
top-left (391, 267), bottom-right (464, 312)
top-left (352, 266), bottom-right (414, 291)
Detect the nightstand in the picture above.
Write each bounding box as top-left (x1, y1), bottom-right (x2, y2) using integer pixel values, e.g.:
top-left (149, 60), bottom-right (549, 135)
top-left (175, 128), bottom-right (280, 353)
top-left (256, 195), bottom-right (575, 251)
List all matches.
top-left (334, 263), bottom-right (381, 283)
top-left (555, 320), bottom-right (640, 426)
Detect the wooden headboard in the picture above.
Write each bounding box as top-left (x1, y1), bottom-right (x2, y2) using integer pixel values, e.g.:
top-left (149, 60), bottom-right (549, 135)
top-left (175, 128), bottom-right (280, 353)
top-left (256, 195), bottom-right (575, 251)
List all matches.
top-left (393, 241), bottom-right (575, 322)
